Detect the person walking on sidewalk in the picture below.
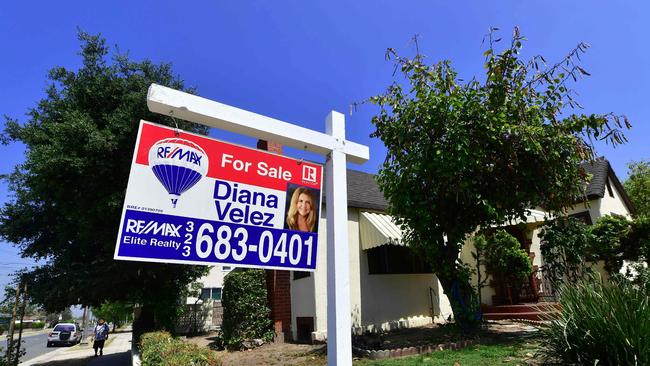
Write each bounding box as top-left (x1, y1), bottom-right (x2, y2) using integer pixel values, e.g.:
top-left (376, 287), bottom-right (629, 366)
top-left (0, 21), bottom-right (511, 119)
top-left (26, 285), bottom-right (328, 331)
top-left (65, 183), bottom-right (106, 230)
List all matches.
top-left (92, 318), bottom-right (110, 356)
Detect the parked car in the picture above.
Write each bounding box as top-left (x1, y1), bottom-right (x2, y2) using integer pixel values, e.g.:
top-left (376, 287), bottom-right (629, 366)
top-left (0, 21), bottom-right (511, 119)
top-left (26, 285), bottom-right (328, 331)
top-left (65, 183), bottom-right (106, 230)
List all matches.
top-left (46, 323), bottom-right (82, 347)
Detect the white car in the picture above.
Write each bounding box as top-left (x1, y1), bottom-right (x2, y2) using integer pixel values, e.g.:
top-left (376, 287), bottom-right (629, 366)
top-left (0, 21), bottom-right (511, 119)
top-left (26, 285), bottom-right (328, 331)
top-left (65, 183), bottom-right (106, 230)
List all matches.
top-left (46, 323), bottom-right (83, 347)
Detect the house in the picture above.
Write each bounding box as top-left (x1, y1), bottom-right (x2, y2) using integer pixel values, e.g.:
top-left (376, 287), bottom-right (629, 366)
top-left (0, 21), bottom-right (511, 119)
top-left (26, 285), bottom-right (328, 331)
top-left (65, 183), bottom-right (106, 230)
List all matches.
top-left (178, 265), bottom-right (233, 333)
top-left (289, 158), bottom-right (634, 339)
top-left (189, 139), bottom-right (634, 340)
top-left (185, 167), bottom-right (455, 341)
top-left (459, 158), bottom-right (635, 317)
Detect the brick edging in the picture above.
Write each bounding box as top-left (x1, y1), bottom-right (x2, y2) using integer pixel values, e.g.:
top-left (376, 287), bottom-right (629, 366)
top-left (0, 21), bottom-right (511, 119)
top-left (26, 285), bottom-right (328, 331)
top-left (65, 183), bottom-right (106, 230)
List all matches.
top-left (353, 339), bottom-right (477, 360)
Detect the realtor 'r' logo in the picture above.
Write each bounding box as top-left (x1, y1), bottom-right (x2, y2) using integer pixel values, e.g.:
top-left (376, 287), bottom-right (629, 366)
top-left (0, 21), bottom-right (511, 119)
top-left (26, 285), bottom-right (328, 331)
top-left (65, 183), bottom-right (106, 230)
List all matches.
top-left (302, 165), bottom-right (317, 183)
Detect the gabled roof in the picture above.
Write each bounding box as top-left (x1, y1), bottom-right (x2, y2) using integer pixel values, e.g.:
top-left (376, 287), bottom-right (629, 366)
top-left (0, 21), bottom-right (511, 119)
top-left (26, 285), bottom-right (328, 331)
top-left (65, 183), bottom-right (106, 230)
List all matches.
top-left (581, 158), bottom-right (636, 213)
top-left (331, 158), bottom-right (634, 214)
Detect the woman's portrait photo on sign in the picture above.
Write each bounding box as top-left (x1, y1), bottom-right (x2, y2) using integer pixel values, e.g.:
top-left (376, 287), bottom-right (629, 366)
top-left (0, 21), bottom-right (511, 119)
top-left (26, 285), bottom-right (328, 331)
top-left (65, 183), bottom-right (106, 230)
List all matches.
top-left (284, 184), bottom-right (320, 233)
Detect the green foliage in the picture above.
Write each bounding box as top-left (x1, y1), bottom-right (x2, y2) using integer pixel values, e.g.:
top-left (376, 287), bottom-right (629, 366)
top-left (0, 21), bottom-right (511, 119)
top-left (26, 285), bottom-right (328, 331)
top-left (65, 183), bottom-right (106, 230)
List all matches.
top-left (541, 215), bottom-right (650, 286)
top-left (368, 28), bottom-right (628, 329)
top-left (484, 230), bottom-right (532, 282)
top-left (221, 269), bottom-right (273, 350)
top-left (471, 234), bottom-right (489, 304)
top-left (539, 217), bottom-right (594, 286)
top-left (30, 321), bottom-right (44, 329)
top-left (539, 276), bottom-right (650, 365)
top-left (0, 285), bottom-right (41, 317)
top-left (92, 301), bottom-right (133, 329)
top-left (627, 215), bottom-right (650, 263)
top-left (624, 160), bottom-right (650, 217)
top-left (0, 31), bottom-right (208, 328)
top-left (140, 331), bottom-right (221, 366)
top-left (590, 215), bottom-right (629, 272)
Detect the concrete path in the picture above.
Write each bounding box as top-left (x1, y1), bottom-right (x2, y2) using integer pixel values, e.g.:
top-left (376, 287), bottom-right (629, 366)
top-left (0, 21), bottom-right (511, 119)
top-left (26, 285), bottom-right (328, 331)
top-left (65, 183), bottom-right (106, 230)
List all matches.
top-left (20, 326), bottom-right (133, 366)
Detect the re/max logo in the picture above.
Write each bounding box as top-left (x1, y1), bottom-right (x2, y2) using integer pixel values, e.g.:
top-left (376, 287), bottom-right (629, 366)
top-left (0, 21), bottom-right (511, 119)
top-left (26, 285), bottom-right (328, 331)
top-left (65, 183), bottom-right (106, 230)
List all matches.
top-left (157, 146), bottom-right (203, 166)
top-left (125, 219), bottom-right (181, 237)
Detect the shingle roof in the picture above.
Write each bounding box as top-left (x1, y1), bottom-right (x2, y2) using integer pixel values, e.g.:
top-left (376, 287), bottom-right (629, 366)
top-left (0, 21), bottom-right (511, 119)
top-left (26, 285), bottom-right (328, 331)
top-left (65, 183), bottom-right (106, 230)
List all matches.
top-left (580, 158), bottom-right (635, 213)
top-left (581, 159), bottom-right (610, 199)
top-left (333, 158), bottom-right (633, 214)
top-left (322, 169), bottom-right (388, 211)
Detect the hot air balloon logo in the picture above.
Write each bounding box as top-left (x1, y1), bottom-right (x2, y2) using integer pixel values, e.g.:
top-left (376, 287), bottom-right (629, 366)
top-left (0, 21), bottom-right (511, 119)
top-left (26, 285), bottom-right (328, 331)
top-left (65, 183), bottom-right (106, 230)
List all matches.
top-left (148, 138), bottom-right (209, 208)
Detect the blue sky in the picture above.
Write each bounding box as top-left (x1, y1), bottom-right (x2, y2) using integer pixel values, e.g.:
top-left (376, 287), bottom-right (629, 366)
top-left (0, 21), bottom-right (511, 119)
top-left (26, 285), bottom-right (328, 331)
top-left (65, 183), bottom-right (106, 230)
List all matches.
top-left (0, 1), bottom-right (648, 291)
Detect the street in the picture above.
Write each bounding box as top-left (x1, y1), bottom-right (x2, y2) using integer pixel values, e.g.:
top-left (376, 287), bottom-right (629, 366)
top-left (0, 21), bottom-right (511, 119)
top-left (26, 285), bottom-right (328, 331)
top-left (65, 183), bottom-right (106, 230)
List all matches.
top-left (6, 325), bottom-right (95, 363)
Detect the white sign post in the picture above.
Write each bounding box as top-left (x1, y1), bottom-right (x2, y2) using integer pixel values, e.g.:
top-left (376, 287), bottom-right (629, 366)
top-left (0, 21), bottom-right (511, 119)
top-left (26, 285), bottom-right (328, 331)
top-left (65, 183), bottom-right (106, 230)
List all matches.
top-left (146, 84), bottom-right (369, 365)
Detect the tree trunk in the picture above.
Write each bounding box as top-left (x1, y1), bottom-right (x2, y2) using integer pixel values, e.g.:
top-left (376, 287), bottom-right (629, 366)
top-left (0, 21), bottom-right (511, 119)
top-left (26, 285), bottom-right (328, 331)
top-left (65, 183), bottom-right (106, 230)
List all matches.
top-left (437, 265), bottom-right (481, 332)
top-left (133, 304), bottom-right (155, 342)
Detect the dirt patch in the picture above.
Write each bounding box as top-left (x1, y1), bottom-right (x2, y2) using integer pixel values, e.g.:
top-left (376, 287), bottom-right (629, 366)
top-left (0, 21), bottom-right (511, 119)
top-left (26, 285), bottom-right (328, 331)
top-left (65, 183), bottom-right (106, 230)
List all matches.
top-left (185, 321), bottom-right (540, 365)
top-left (352, 320), bottom-right (540, 351)
top-left (184, 333), bottom-right (327, 366)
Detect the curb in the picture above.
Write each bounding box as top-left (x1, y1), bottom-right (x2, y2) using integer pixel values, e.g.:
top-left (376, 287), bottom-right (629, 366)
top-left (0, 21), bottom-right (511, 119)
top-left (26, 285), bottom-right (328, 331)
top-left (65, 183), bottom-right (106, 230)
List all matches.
top-left (353, 339), bottom-right (477, 360)
top-left (131, 333), bottom-right (140, 366)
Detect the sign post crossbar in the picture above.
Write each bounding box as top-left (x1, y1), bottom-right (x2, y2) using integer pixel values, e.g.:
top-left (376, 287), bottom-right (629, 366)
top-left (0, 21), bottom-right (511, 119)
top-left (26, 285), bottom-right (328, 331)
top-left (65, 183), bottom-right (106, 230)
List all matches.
top-left (146, 84), bottom-right (369, 365)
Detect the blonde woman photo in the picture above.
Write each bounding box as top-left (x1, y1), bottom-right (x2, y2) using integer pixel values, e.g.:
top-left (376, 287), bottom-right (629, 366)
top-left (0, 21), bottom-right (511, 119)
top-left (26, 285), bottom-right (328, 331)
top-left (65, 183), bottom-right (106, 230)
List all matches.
top-left (285, 187), bottom-right (317, 232)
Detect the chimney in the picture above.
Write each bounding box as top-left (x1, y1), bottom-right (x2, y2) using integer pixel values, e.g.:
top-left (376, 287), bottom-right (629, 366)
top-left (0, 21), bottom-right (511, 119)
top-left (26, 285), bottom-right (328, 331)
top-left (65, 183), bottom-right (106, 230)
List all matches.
top-left (256, 140), bottom-right (283, 155)
top-left (258, 139), bottom-right (292, 343)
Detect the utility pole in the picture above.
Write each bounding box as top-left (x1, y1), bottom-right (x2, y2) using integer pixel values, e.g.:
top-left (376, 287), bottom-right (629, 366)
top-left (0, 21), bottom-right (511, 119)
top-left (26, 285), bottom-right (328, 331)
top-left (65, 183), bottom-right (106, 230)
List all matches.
top-left (14, 283), bottom-right (28, 366)
top-left (6, 282), bottom-right (21, 365)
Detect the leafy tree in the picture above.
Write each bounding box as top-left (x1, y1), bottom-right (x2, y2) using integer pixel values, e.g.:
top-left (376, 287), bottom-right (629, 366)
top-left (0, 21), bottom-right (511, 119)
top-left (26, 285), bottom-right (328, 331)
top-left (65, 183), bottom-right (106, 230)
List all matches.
top-left (541, 214), bottom-right (650, 284)
top-left (92, 301), bottom-right (134, 331)
top-left (0, 31), bottom-right (209, 335)
top-left (0, 285), bottom-right (41, 317)
top-left (368, 29), bottom-right (628, 329)
top-left (624, 160), bottom-right (650, 217)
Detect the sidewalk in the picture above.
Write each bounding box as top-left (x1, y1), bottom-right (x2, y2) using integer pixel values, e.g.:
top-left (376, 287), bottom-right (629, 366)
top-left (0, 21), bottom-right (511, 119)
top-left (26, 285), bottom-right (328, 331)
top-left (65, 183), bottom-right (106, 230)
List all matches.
top-left (20, 326), bottom-right (133, 366)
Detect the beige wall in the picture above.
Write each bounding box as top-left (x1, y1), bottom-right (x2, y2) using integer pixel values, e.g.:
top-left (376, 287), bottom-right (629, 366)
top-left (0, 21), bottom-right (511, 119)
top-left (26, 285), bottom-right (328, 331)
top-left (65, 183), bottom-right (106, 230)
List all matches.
top-left (459, 235), bottom-right (496, 305)
top-left (566, 177), bottom-right (632, 221)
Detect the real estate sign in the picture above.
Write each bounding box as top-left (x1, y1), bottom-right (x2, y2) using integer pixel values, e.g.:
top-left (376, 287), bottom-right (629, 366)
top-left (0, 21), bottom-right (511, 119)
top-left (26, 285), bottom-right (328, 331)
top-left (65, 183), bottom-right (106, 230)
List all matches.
top-left (114, 121), bottom-right (322, 271)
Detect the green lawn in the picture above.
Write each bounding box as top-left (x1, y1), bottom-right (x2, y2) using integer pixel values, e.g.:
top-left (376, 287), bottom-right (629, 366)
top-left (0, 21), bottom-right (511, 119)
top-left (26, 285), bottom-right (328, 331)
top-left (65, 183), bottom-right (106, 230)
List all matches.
top-left (354, 340), bottom-right (540, 366)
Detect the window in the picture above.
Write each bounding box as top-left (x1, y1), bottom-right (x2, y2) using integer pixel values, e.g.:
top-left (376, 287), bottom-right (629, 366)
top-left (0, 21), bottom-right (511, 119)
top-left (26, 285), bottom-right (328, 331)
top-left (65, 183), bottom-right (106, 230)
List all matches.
top-left (200, 287), bottom-right (222, 301)
top-left (569, 211), bottom-right (593, 225)
top-left (367, 245), bottom-right (433, 274)
top-left (222, 266), bottom-right (232, 271)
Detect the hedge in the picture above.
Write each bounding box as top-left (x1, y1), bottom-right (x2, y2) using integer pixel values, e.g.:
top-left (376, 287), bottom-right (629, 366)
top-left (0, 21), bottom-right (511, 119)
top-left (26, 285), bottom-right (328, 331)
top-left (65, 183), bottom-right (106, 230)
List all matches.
top-left (140, 331), bottom-right (221, 366)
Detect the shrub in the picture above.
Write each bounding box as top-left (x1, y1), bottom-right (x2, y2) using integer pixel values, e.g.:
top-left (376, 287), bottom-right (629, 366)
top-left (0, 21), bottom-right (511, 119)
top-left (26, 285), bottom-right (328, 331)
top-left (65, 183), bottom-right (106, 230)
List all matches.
top-left (539, 217), bottom-right (594, 285)
top-left (484, 230), bottom-right (533, 282)
top-left (140, 331), bottom-right (220, 366)
top-left (590, 215), bottom-right (630, 272)
top-left (539, 276), bottom-right (650, 365)
top-left (221, 269), bottom-right (273, 350)
top-left (31, 322), bottom-right (44, 329)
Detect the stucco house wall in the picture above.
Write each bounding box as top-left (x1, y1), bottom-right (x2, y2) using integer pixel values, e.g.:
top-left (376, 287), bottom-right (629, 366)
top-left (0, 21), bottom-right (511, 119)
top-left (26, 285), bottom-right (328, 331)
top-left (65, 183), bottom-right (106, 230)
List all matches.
top-left (291, 206), bottom-right (453, 341)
